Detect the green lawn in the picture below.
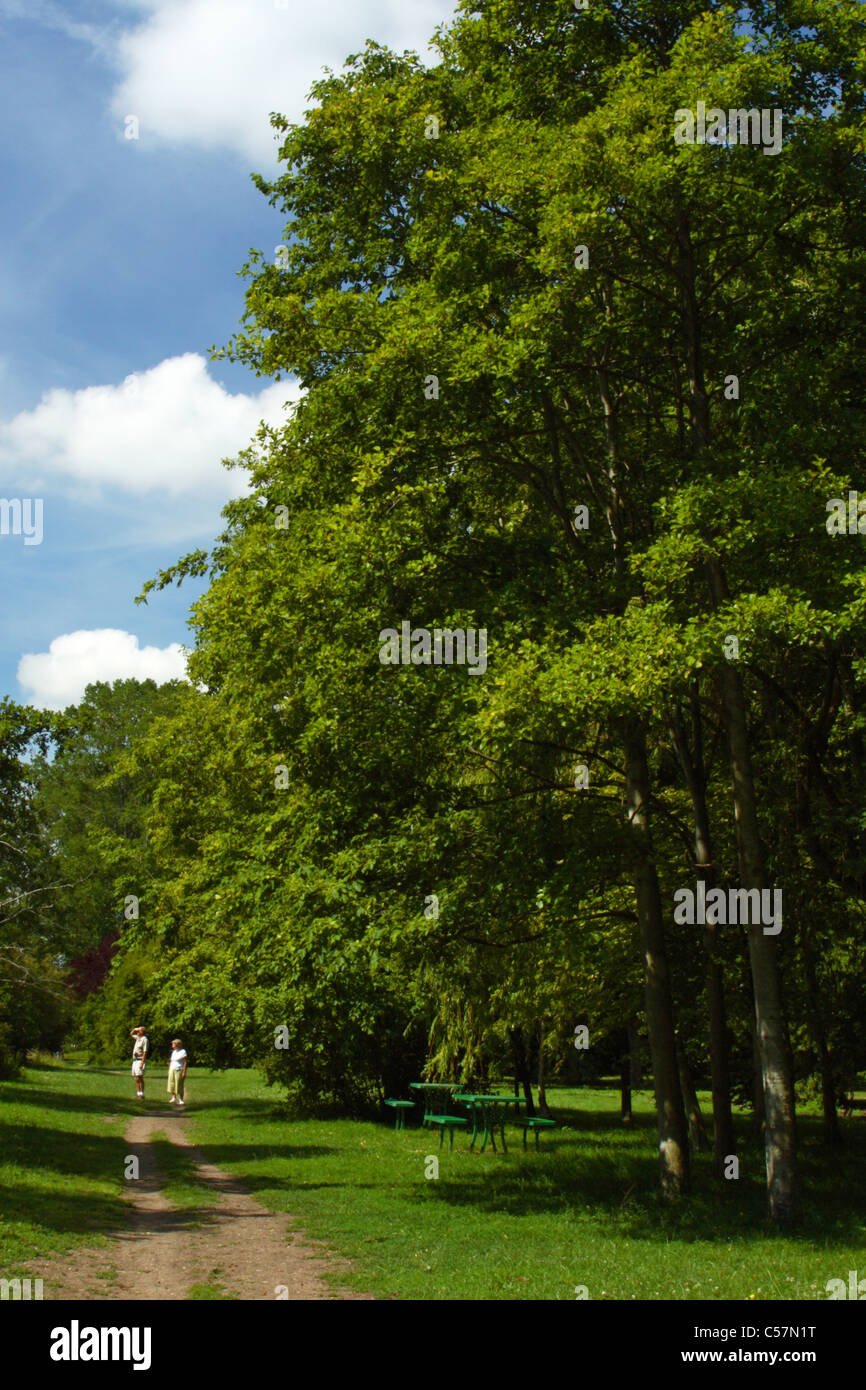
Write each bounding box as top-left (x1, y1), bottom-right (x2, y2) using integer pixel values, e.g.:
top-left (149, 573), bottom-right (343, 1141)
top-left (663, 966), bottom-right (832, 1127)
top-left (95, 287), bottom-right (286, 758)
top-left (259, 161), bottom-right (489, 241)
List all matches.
top-left (0, 1058), bottom-right (133, 1274)
top-left (181, 1072), bottom-right (866, 1301)
top-left (2, 1058), bottom-right (865, 1300)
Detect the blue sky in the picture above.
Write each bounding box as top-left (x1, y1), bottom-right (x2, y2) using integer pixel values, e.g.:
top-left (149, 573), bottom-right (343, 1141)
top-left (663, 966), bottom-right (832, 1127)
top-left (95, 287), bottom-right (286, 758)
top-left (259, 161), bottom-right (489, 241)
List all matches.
top-left (0, 0), bottom-right (453, 708)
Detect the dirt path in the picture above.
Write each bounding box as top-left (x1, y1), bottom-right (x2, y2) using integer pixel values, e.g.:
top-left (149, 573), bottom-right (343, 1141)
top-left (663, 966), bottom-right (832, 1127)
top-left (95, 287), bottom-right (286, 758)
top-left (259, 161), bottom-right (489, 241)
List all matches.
top-left (31, 1107), bottom-right (373, 1301)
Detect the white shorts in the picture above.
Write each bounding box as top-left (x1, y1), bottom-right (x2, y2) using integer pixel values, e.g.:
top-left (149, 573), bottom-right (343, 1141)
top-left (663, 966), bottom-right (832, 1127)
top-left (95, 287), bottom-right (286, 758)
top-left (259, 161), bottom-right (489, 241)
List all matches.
top-left (132, 1059), bottom-right (145, 1077)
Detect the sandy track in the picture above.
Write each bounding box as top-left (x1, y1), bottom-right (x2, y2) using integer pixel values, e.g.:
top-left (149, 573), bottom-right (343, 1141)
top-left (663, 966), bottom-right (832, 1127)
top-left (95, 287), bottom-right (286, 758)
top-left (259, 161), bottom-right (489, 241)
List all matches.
top-left (30, 1107), bottom-right (373, 1301)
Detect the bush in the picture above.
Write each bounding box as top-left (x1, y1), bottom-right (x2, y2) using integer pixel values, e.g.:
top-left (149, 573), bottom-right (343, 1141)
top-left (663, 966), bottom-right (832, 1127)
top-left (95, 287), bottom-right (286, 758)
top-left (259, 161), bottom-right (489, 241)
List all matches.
top-left (0, 955), bottom-right (73, 1077)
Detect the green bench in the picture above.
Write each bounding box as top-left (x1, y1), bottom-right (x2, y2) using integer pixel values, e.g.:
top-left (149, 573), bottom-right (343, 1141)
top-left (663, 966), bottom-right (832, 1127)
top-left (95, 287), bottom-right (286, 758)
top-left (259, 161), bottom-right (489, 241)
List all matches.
top-left (384, 1099), bottom-right (415, 1130)
top-left (522, 1117), bottom-right (557, 1149)
top-left (427, 1115), bottom-right (469, 1150)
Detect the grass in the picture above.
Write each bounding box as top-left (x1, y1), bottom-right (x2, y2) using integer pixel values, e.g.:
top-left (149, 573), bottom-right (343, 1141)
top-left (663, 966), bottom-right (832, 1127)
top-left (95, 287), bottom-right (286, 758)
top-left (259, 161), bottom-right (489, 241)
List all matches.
top-left (147, 1132), bottom-right (220, 1210)
top-left (186, 1269), bottom-right (237, 1300)
top-left (0, 1057), bottom-right (134, 1276)
top-left (181, 1070), bottom-right (866, 1302)
top-left (2, 1058), bottom-right (865, 1299)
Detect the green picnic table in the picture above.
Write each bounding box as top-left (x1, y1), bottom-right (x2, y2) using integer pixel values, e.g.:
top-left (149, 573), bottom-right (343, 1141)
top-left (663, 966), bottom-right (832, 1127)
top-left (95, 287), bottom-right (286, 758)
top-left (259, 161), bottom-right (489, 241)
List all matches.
top-left (455, 1093), bottom-right (521, 1153)
top-left (409, 1083), bottom-right (466, 1149)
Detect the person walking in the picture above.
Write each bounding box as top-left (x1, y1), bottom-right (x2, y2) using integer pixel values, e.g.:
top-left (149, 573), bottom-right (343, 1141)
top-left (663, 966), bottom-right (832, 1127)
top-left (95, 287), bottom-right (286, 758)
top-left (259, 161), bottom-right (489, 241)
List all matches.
top-left (167, 1039), bottom-right (188, 1107)
top-left (130, 1027), bottom-right (148, 1099)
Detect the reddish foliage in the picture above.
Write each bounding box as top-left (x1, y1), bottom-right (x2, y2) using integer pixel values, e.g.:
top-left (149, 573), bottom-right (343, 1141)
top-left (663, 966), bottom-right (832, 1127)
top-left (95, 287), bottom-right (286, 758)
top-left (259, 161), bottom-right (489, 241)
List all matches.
top-left (67, 933), bottom-right (119, 998)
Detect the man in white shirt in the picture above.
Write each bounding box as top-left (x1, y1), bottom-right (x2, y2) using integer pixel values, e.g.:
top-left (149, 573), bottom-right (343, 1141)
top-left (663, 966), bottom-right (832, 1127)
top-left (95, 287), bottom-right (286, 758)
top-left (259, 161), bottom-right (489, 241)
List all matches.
top-left (130, 1028), bottom-right (148, 1099)
top-left (167, 1039), bottom-right (188, 1107)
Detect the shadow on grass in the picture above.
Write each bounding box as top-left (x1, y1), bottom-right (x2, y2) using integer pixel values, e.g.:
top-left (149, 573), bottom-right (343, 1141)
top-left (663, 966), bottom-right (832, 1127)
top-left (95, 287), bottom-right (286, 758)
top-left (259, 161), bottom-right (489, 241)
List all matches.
top-left (0, 1081), bottom-right (141, 1118)
top-left (181, 1142), bottom-right (339, 1196)
top-left (170, 1099), bottom-right (294, 1118)
top-left (408, 1112), bottom-right (866, 1248)
top-left (252, 1180), bottom-right (379, 1196)
top-left (0, 1083), bottom-right (285, 1123)
top-left (195, 1141), bottom-right (335, 1160)
top-left (0, 1177), bottom-right (124, 1240)
top-left (0, 1123), bottom-right (125, 1182)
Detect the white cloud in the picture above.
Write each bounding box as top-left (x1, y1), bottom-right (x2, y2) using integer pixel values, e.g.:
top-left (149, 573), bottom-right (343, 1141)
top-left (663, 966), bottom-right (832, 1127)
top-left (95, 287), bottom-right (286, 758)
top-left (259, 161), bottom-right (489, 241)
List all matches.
top-left (17, 629), bottom-right (189, 709)
top-left (110, 0), bottom-right (453, 164)
top-left (0, 354), bottom-right (298, 498)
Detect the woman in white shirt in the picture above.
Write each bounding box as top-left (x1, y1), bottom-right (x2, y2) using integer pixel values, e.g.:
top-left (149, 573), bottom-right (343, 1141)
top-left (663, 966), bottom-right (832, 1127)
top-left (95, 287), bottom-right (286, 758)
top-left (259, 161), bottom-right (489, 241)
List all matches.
top-left (167, 1039), bottom-right (188, 1107)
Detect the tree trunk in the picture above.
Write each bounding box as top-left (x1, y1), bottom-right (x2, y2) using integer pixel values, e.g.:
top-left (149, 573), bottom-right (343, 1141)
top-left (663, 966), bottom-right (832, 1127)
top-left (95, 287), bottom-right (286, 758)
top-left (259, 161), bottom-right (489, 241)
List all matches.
top-left (751, 1007), bottom-right (765, 1142)
top-left (509, 1025), bottom-right (536, 1117)
top-left (623, 718), bottom-right (690, 1196)
top-left (620, 1026), bottom-right (632, 1123)
top-left (628, 1020), bottom-right (642, 1088)
top-left (536, 1019), bottom-right (552, 1117)
top-left (678, 1036), bottom-right (709, 1151)
top-left (595, 274), bottom-right (688, 1196)
top-left (670, 697), bottom-right (735, 1176)
top-left (705, 951), bottom-right (734, 1172)
top-left (674, 191), bottom-right (797, 1223)
top-left (800, 931), bottom-right (840, 1146)
top-left (594, 285), bottom-right (687, 1192)
top-left (710, 595), bottom-right (798, 1223)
